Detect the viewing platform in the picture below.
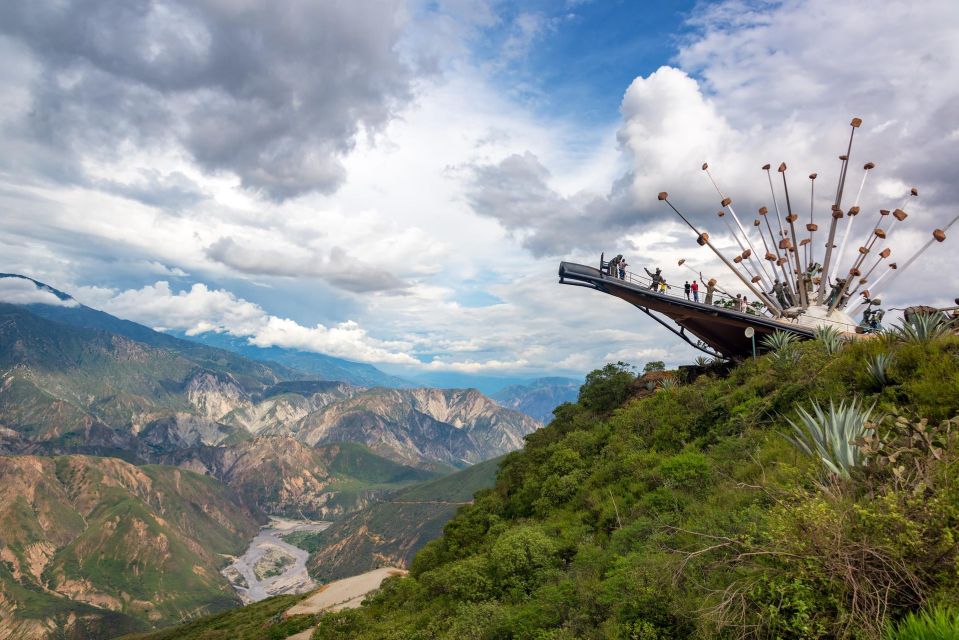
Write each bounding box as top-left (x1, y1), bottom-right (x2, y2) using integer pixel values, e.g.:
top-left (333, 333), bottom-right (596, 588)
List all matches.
top-left (558, 261), bottom-right (816, 359)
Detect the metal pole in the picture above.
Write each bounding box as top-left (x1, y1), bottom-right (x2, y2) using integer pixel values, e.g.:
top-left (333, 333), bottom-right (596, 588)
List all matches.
top-left (832, 162), bottom-right (873, 282)
top-left (704, 164), bottom-right (775, 288)
top-left (780, 163), bottom-right (809, 308)
top-left (659, 193), bottom-right (783, 316)
top-left (818, 117), bottom-right (862, 303)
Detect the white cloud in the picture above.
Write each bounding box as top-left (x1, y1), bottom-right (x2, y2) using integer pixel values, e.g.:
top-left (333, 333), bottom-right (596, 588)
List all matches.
top-left (0, 277), bottom-right (78, 307)
top-left (95, 281), bottom-right (419, 365)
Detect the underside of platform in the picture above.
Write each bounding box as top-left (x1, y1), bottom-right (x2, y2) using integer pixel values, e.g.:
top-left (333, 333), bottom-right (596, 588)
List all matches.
top-left (559, 261), bottom-right (817, 359)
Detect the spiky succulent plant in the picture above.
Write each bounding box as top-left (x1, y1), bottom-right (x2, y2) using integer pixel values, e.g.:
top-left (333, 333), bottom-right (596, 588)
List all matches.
top-left (784, 398), bottom-right (873, 479)
top-left (814, 325), bottom-right (846, 355)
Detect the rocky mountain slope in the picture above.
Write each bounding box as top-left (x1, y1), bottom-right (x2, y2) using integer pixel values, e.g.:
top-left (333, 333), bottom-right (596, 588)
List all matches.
top-left (271, 387), bottom-right (540, 469)
top-left (0, 302), bottom-right (281, 458)
top-left (491, 376), bottom-right (581, 423)
top-left (162, 438), bottom-right (439, 520)
top-left (298, 455), bottom-right (502, 582)
top-left (0, 455), bottom-right (262, 640)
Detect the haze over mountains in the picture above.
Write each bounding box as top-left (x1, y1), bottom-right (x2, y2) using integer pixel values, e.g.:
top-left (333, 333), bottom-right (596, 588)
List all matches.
top-left (491, 377), bottom-right (581, 423)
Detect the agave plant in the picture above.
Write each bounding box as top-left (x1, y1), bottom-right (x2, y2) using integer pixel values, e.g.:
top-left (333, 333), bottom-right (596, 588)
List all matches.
top-left (865, 352), bottom-right (893, 386)
top-left (760, 329), bottom-right (799, 353)
top-left (814, 325), bottom-right (846, 355)
top-left (694, 356), bottom-right (711, 367)
top-left (658, 376), bottom-right (678, 391)
top-left (892, 313), bottom-right (954, 343)
top-left (784, 398), bottom-right (873, 479)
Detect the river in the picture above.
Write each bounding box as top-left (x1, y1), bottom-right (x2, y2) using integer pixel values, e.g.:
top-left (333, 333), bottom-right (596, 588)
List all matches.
top-left (222, 517), bottom-right (332, 604)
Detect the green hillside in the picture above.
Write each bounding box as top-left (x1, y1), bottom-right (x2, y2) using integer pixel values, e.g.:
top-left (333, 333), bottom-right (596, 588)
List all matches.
top-left (119, 593), bottom-right (319, 640)
top-left (0, 302), bottom-right (284, 456)
top-left (316, 441), bottom-right (443, 486)
top-left (296, 455), bottom-right (503, 582)
top-left (299, 327), bottom-right (959, 639)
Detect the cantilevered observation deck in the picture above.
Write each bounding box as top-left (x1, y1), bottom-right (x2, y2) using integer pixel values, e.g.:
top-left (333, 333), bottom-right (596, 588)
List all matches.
top-left (558, 261), bottom-right (816, 359)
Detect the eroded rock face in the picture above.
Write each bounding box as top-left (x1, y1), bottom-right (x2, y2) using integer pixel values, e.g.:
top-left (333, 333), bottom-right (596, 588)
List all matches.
top-left (186, 371), bottom-right (253, 421)
top-left (285, 388), bottom-right (541, 469)
top-left (0, 454), bottom-right (262, 639)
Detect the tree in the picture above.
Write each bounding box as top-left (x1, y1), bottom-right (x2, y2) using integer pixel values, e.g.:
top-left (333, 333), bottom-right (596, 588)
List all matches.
top-left (643, 361), bottom-right (666, 374)
top-left (578, 362), bottom-right (635, 413)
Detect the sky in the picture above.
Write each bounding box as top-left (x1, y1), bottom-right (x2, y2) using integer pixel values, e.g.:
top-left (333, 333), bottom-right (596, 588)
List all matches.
top-left (0, 0), bottom-right (957, 382)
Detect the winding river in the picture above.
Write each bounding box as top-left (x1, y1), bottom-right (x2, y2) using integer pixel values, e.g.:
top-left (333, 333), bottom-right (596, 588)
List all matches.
top-left (222, 517), bottom-right (331, 603)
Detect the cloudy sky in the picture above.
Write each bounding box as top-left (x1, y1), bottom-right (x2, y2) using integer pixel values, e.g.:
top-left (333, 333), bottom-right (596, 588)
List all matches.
top-left (1, 0), bottom-right (957, 382)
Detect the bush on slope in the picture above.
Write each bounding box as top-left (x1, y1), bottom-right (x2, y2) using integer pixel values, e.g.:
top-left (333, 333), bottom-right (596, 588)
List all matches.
top-left (312, 334), bottom-right (959, 640)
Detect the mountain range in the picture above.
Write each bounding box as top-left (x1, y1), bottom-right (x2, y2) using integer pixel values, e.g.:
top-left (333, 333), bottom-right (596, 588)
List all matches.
top-left (490, 376), bottom-right (581, 423)
top-left (0, 276), bottom-right (540, 472)
top-left (0, 274), bottom-right (543, 638)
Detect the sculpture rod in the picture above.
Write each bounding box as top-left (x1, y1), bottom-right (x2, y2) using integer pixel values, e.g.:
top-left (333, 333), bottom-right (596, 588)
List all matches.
top-left (780, 164), bottom-right (809, 307)
top-left (818, 117), bottom-right (862, 302)
top-left (659, 194), bottom-right (783, 316)
top-left (831, 163), bottom-right (873, 281)
top-left (704, 164), bottom-right (775, 288)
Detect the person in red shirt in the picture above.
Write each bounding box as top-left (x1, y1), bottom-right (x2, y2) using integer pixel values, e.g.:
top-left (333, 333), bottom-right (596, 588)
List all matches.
top-left (691, 279), bottom-right (699, 302)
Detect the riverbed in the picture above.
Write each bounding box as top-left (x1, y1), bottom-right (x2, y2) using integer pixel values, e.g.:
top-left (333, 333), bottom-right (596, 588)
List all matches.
top-left (222, 517), bottom-right (331, 603)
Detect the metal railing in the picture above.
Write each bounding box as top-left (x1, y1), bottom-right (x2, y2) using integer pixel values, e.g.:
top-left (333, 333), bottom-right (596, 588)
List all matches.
top-left (600, 257), bottom-right (760, 315)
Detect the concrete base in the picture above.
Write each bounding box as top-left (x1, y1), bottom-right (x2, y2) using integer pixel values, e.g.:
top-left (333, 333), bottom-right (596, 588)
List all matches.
top-left (792, 304), bottom-right (858, 333)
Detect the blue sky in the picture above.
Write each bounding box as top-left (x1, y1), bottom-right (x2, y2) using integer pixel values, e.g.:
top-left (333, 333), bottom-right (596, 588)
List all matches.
top-left (476, 1), bottom-right (698, 123)
top-left (0, 0), bottom-right (956, 383)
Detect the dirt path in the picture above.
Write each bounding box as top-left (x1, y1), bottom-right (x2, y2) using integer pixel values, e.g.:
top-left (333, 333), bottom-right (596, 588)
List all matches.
top-left (285, 567), bottom-right (407, 617)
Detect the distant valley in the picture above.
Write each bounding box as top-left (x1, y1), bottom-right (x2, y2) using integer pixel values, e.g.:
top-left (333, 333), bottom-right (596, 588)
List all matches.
top-left (0, 274), bottom-right (541, 639)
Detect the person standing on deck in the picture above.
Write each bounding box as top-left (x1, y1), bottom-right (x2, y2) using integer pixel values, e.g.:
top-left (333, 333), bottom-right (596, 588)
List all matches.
top-left (691, 279), bottom-right (699, 302)
top-left (684, 281), bottom-right (691, 300)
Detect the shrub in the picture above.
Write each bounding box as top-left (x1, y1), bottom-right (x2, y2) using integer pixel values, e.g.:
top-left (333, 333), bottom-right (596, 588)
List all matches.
top-left (420, 556), bottom-right (493, 602)
top-left (784, 398), bottom-right (873, 479)
top-left (489, 526), bottom-right (558, 595)
top-left (657, 377), bottom-right (678, 391)
top-left (658, 451), bottom-right (712, 492)
top-left (644, 361), bottom-right (666, 374)
top-left (760, 330), bottom-right (799, 353)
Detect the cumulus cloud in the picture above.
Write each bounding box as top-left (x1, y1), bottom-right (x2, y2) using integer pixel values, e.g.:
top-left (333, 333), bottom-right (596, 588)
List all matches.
top-left (466, 151), bottom-right (634, 257)
top-left (0, 276), bottom-right (78, 307)
top-left (97, 281), bottom-right (418, 365)
top-left (0, 0), bottom-right (415, 200)
top-left (466, 0), bottom-right (959, 288)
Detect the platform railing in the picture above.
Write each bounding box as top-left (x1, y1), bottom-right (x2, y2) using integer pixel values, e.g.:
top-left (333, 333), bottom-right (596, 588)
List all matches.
top-left (600, 258), bottom-right (758, 314)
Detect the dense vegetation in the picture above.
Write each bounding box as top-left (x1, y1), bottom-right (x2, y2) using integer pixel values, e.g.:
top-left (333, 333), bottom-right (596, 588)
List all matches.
top-left (308, 325), bottom-right (959, 639)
